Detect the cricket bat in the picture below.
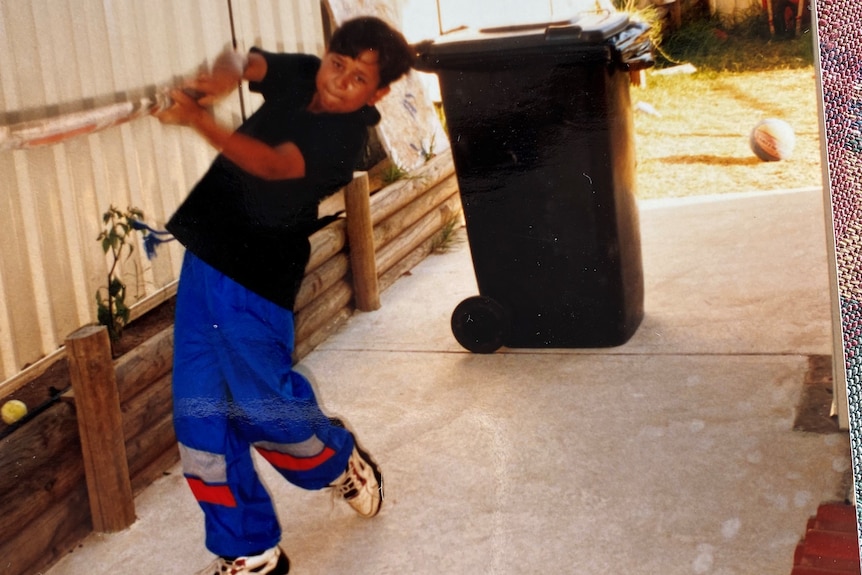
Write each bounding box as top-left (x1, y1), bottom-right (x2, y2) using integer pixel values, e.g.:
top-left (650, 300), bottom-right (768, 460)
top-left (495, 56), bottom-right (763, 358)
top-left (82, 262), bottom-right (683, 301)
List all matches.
top-left (0, 87), bottom-right (203, 152)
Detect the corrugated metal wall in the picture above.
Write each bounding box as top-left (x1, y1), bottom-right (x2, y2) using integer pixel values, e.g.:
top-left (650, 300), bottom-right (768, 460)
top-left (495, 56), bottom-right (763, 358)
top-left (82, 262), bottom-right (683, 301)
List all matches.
top-left (0, 0), bottom-right (325, 384)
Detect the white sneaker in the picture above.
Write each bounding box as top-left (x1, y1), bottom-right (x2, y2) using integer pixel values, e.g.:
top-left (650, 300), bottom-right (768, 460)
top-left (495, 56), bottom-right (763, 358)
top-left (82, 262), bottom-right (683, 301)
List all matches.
top-left (330, 444), bottom-right (384, 517)
top-left (195, 546), bottom-right (289, 575)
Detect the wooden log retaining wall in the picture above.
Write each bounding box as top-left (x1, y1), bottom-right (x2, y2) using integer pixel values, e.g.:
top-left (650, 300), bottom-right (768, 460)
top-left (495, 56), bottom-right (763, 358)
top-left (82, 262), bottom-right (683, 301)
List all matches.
top-left (0, 150), bottom-right (459, 575)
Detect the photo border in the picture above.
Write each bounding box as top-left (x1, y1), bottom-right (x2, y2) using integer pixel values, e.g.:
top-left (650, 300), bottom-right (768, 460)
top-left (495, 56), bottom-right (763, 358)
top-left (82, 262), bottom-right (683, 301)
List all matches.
top-left (813, 0), bottom-right (862, 553)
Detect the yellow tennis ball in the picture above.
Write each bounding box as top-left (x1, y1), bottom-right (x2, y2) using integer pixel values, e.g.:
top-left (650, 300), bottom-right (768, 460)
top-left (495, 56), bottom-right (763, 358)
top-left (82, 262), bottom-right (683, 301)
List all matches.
top-left (1, 399), bottom-right (28, 425)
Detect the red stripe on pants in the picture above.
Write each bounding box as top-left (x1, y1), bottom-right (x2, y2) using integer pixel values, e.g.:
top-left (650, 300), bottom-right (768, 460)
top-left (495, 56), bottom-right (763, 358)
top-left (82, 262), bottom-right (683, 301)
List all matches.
top-left (257, 446), bottom-right (337, 472)
top-left (187, 477), bottom-right (238, 507)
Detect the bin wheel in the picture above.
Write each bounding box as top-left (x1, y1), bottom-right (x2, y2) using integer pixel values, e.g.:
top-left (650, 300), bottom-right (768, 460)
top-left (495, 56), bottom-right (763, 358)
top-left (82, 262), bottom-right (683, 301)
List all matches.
top-left (451, 296), bottom-right (509, 354)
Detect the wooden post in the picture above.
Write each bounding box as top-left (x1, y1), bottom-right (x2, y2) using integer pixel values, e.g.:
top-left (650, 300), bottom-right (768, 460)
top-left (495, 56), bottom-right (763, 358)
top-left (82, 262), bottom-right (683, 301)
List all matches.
top-left (669, 0), bottom-right (682, 29)
top-left (766, 0), bottom-right (775, 36)
top-left (795, 0), bottom-right (804, 36)
top-left (344, 171), bottom-right (381, 311)
top-left (66, 325), bottom-right (135, 532)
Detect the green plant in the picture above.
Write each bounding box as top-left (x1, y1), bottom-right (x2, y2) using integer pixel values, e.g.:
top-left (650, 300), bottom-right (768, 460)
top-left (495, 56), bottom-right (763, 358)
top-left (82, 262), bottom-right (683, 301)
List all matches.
top-left (381, 163), bottom-right (411, 185)
top-left (96, 205), bottom-right (144, 342)
top-left (657, 12), bottom-right (813, 72)
top-left (431, 215), bottom-right (465, 254)
top-left (421, 134), bottom-right (437, 163)
top-left (614, 0), bottom-right (664, 49)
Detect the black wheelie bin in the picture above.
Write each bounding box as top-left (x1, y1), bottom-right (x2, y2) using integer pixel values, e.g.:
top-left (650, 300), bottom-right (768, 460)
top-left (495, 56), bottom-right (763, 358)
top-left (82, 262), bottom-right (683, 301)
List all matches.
top-left (414, 11), bottom-right (654, 354)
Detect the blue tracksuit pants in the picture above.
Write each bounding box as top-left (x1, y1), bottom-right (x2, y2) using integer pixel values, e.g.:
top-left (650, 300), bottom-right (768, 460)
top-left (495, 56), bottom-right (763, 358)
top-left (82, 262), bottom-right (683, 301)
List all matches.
top-left (172, 252), bottom-right (354, 557)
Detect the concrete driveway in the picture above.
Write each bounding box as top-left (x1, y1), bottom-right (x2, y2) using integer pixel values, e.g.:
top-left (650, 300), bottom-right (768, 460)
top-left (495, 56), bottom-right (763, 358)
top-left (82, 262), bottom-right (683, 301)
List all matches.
top-left (46, 187), bottom-right (851, 575)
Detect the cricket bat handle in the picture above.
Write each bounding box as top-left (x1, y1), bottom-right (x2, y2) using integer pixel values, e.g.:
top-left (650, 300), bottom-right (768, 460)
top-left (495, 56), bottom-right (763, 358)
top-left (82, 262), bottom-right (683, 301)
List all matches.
top-left (0, 87), bottom-right (202, 152)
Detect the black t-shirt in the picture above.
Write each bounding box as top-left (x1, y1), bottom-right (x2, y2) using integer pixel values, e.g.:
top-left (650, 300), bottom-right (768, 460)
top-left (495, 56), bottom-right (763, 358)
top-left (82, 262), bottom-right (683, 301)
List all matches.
top-left (167, 50), bottom-right (381, 310)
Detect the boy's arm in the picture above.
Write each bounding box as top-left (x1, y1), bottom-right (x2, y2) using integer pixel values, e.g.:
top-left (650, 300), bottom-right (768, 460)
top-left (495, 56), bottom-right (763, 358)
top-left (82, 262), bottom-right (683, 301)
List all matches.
top-left (157, 88), bottom-right (305, 181)
top-left (156, 47), bottom-right (303, 181)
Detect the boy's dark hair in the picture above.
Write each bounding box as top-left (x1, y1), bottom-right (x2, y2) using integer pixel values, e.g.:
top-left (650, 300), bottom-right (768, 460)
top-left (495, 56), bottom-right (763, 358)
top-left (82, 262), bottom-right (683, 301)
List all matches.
top-left (329, 16), bottom-right (415, 88)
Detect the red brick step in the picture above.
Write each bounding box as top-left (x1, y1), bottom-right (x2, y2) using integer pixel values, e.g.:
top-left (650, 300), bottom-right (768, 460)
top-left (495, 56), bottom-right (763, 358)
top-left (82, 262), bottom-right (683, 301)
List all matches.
top-left (791, 502), bottom-right (860, 575)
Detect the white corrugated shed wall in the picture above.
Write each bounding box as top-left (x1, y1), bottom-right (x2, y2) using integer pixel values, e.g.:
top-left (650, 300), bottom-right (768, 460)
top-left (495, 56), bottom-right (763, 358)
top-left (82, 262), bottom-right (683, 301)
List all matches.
top-left (0, 0), bottom-right (324, 384)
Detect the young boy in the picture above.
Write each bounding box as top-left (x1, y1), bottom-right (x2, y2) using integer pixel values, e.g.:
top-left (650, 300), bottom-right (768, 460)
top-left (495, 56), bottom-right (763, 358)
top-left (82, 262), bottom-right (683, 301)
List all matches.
top-left (156, 17), bottom-right (414, 575)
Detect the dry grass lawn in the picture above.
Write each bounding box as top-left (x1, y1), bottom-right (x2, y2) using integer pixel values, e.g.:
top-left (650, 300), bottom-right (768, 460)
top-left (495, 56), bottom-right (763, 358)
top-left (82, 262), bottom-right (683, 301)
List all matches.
top-left (630, 66), bottom-right (822, 200)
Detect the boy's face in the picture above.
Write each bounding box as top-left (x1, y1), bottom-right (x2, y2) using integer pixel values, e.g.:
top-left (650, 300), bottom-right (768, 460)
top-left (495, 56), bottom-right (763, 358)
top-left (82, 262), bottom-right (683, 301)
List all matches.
top-left (314, 49), bottom-right (391, 114)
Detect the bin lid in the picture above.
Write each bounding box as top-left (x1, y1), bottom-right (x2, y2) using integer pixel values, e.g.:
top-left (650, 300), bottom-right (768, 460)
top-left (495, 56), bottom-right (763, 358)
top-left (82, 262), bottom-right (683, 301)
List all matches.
top-left (414, 11), bottom-right (630, 67)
